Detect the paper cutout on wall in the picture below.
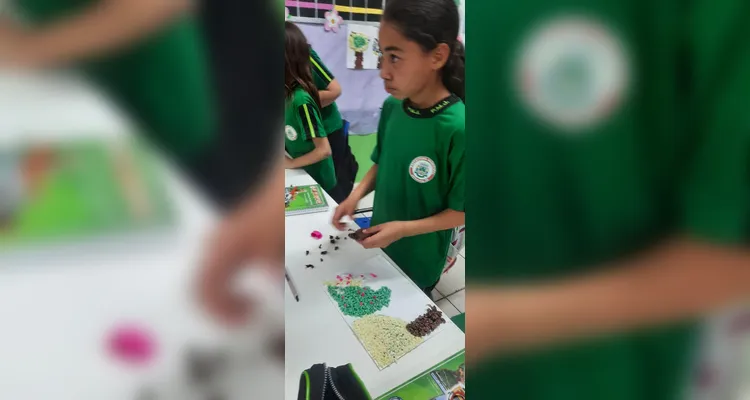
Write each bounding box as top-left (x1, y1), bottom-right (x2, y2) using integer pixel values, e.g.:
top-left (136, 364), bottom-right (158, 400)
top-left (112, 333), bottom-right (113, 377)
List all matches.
top-left (324, 10), bottom-right (343, 32)
top-left (347, 24), bottom-right (379, 70)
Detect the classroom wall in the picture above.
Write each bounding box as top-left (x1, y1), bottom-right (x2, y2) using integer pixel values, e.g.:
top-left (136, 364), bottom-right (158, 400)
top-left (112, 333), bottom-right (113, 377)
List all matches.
top-left (299, 23), bottom-right (388, 134)
top-left (297, 0), bottom-right (464, 134)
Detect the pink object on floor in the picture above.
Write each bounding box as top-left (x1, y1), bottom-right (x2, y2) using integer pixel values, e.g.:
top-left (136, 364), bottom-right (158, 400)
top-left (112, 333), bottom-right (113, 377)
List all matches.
top-left (108, 325), bottom-right (156, 365)
top-left (370, 273), bottom-right (377, 278)
top-left (311, 231), bottom-right (323, 239)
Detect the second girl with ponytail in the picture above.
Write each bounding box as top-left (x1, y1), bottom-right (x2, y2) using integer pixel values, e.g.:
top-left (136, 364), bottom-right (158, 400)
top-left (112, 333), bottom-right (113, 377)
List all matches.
top-left (331, 0), bottom-right (466, 298)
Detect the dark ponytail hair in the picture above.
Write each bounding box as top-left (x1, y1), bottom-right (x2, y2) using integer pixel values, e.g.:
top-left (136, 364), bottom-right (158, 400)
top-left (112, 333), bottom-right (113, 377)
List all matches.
top-left (383, 0), bottom-right (465, 102)
top-left (284, 21), bottom-right (321, 108)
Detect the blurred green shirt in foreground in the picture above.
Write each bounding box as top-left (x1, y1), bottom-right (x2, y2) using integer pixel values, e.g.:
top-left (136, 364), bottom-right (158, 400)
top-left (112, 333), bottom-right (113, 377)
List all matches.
top-left (468, 1), bottom-right (750, 399)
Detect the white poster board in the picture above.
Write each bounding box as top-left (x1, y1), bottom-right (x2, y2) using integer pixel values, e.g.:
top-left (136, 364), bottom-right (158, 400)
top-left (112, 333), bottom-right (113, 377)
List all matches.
top-left (322, 254), bottom-right (448, 369)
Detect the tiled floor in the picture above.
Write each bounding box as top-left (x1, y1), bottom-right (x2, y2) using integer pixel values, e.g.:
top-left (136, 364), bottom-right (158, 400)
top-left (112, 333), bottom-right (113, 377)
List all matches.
top-left (434, 256), bottom-right (465, 318)
top-left (436, 298), bottom-right (460, 318)
top-left (435, 256), bottom-right (465, 299)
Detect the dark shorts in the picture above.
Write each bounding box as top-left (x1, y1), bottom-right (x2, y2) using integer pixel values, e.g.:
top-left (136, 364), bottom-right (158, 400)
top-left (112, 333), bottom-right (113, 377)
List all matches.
top-left (325, 126), bottom-right (358, 204)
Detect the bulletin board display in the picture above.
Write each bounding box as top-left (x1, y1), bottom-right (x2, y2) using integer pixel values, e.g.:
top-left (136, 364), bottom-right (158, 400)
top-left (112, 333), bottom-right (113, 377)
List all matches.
top-left (286, 0), bottom-right (385, 24)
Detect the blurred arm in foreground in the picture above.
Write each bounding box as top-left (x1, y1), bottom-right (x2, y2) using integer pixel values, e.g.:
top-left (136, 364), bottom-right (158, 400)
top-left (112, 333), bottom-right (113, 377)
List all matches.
top-left (468, 7), bottom-right (750, 363)
top-left (468, 240), bottom-right (750, 361)
top-left (198, 161), bottom-right (285, 326)
top-left (0, 0), bottom-right (191, 68)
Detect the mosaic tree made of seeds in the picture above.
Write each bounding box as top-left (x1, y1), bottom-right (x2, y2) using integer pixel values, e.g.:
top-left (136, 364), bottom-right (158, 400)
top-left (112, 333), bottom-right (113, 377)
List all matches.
top-left (327, 285), bottom-right (392, 317)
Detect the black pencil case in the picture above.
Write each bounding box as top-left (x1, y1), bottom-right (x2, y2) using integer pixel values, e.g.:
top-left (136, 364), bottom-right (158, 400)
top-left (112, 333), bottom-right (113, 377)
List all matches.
top-left (297, 363), bottom-right (372, 400)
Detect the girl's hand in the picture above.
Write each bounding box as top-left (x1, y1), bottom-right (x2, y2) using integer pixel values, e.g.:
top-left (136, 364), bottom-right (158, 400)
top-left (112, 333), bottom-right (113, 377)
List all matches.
top-left (332, 197), bottom-right (357, 230)
top-left (360, 221), bottom-right (410, 249)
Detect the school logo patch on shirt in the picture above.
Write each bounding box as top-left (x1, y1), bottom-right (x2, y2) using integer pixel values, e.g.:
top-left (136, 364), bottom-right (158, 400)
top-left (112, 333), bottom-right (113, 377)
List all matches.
top-left (285, 125), bottom-right (298, 141)
top-left (515, 15), bottom-right (630, 132)
top-left (409, 156), bottom-right (436, 183)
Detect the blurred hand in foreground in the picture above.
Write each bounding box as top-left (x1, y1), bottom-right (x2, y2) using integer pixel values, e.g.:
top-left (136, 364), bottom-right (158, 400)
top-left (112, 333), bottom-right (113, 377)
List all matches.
top-left (198, 163), bottom-right (284, 326)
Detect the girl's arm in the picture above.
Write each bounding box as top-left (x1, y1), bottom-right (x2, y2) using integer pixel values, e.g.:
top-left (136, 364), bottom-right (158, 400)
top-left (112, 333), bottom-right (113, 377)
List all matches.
top-left (285, 137), bottom-right (332, 169)
top-left (466, 239), bottom-right (750, 362)
top-left (360, 208), bottom-right (463, 249)
top-left (402, 209), bottom-right (465, 237)
top-left (0, 0), bottom-right (190, 68)
top-left (319, 79), bottom-right (342, 108)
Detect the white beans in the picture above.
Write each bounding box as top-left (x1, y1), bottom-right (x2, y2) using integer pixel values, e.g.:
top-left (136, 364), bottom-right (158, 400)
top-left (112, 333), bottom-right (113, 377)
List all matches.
top-left (352, 314), bottom-right (424, 369)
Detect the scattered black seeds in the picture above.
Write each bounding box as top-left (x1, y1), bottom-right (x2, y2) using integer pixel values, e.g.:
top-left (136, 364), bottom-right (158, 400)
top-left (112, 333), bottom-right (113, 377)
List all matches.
top-left (321, 251), bottom-right (328, 255)
top-left (305, 250), bottom-right (309, 255)
top-left (330, 235), bottom-right (334, 239)
top-left (335, 246), bottom-right (339, 250)
top-left (318, 244), bottom-right (322, 249)
top-left (306, 264), bottom-right (314, 269)
top-left (336, 236), bottom-right (340, 240)
top-left (330, 239), bottom-right (336, 244)
top-left (320, 258), bottom-right (324, 262)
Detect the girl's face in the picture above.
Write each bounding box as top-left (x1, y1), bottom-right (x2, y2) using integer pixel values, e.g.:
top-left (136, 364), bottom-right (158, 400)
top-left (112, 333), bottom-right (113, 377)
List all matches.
top-left (378, 22), bottom-right (447, 100)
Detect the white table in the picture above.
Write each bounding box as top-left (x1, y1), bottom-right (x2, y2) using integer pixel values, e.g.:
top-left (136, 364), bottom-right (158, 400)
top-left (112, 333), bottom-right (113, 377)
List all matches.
top-left (0, 71), bottom-right (284, 399)
top-left (284, 170), bottom-right (465, 399)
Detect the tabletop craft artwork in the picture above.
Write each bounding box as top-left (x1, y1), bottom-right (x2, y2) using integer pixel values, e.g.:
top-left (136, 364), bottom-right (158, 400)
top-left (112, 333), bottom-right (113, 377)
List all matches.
top-left (0, 138), bottom-right (173, 250)
top-left (323, 267), bottom-right (447, 370)
top-left (285, 184), bottom-right (330, 216)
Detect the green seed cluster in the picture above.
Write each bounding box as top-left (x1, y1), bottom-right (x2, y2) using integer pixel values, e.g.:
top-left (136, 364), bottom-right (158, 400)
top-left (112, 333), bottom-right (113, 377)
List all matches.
top-left (327, 285), bottom-right (392, 317)
top-left (352, 315), bottom-right (424, 369)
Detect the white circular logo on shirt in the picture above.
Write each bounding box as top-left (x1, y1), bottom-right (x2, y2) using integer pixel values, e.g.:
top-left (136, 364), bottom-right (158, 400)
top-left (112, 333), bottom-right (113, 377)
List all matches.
top-left (516, 15), bottom-right (630, 132)
top-left (409, 156), bottom-right (436, 183)
top-left (285, 125), bottom-right (298, 141)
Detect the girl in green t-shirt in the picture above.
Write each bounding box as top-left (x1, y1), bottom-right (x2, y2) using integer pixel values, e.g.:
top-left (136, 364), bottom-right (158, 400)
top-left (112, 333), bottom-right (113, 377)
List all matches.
top-left (284, 22), bottom-right (337, 192)
top-left (332, 0), bottom-right (465, 297)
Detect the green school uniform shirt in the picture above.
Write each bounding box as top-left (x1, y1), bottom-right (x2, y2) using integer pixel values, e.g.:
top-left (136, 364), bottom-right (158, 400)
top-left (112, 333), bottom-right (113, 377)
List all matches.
top-left (469, 2), bottom-right (750, 400)
top-left (15, 0), bottom-right (216, 161)
top-left (370, 95), bottom-right (466, 289)
top-left (310, 48), bottom-right (344, 134)
top-left (285, 86), bottom-right (337, 191)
